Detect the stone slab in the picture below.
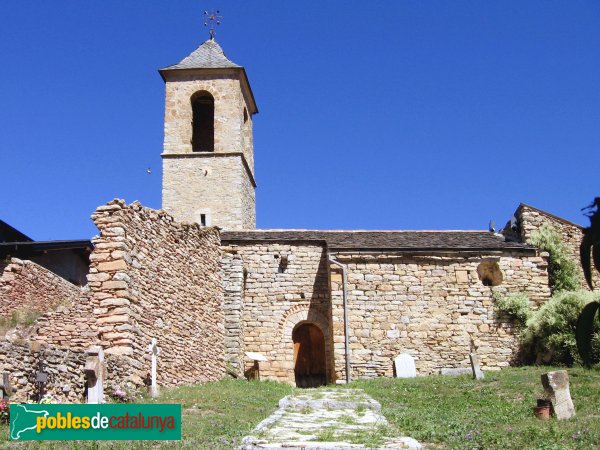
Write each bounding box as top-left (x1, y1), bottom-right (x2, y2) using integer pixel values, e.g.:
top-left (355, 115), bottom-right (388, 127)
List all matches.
top-left (440, 368), bottom-right (472, 376)
top-left (394, 353), bottom-right (417, 378)
top-left (242, 389), bottom-right (421, 449)
top-left (469, 353), bottom-right (485, 380)
top-left (541, 370), bottom-right (576, 420)
top-left (245, 351), bottom-right (268, 362)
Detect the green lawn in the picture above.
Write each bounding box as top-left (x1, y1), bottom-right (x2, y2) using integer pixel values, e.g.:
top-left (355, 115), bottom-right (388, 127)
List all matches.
top-left (0, 367), bottom-right (599, 449)
top-left (0, 379), bottom-right (293, 449)
top-left (353, 366), bottom-right (600, 449)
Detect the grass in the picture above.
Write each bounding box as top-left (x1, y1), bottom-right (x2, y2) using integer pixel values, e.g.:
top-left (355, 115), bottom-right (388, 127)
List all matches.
top-left (0, 310), bottom-right (44, 338)
top-left (337, 424), bottom-right (390, 448)
top-left (0, 379), bottom-right (293, 449)
top-left (352, 366), bottom-right (600, 449)
top-left (314, 426), bottom-right (336, 442)
top-left (1, 367), bottom-right (599, 448)
top-left (339, 414), bottom-right (357, 425)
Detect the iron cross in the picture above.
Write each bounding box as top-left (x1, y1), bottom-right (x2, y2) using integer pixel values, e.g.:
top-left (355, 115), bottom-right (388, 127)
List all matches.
top-left (204, 10), bottom-right (222, 39)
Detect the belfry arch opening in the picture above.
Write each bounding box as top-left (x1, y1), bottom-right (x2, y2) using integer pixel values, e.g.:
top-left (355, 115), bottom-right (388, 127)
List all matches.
top-left (292, 322), bottom-right (327, 388)
top-left (191, 92), bottom-right (214, 152)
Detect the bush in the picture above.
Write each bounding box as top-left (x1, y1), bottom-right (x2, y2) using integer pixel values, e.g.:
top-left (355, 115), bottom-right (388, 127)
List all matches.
top-left (0, 399), bottom-right (9, 424)
top-left (529, 225), bottom-right (580, 293)
top-left (493, 292), bottom-right (531, 328)
top-left (521, 290), bottom-right (600, 365)
top-left (110, 386), bottom-right (133, 403)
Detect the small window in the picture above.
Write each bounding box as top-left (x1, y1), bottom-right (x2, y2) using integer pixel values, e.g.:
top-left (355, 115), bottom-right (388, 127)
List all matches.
top-left (200, 214), bottom-right (207, 227)
top-left (191, 92), bottom-right (214, 152)
top-left (243, 107), bottom-right (248, 123)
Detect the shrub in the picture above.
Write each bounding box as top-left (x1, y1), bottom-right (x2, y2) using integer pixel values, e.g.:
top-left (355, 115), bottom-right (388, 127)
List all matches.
top-left (521, 290), bottom-right (600, 365)
top-left (529, 225), bottom-right (580, 293)
top-left (493, 292), bottom-right (531, 328)
top-left (0, 399), bottom-right (9, 424)
top-left (110, 386), bottom-right (132, 403)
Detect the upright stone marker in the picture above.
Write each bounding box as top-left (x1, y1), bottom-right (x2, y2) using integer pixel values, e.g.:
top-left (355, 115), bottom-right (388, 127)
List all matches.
top-left (394, 353), bottom-right (416, 378)
top-left (469, 353), bottom-right (484, 380)
top-left (148, 338), bottom-right (161, 398)
top-left (84, 346), bottom-right (105, 404)
top-left (0, 372), bottom-right (11, 400)
top-left (541, 370), bottom-right (575, 420)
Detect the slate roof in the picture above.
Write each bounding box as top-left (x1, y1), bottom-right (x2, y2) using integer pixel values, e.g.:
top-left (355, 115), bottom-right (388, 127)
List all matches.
top-left (161, 38), bottom-right (241, 71)
top-left (221, 230), bottom-right (536, 252)
top-left (0, 220), bottom-right (32, 243)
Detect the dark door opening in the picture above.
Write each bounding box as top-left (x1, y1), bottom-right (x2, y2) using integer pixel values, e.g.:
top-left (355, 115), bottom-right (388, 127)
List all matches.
top-left (293, 323), bottom-right (327, 388)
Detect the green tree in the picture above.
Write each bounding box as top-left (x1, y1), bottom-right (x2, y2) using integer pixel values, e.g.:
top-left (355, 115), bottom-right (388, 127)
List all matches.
top-left (529, 225), bottom-right (579, 293)
top-left (576, 198), bottom-right (600, 367)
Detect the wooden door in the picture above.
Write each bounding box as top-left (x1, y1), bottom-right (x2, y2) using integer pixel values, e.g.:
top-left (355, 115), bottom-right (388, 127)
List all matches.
top-left (293, 323), bottom-right (326, 388)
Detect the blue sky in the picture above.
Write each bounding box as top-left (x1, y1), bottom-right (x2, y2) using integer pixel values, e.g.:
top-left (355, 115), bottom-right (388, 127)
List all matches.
top-left (1, 1), bottom-right (599, 240)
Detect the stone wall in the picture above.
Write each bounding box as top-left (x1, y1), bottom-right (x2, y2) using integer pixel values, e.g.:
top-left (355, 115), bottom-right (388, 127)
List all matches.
top-left (0, 341), bottom-right (129, 404)
top-left (506, 204), bottom-right (600, 289)
top-left (221, 242), bottom-right (333, 384)
top-left (86, 199), bottom-right (225, 386)
top-left (221, 252), bottom-right (245, 375)
top-left (220, 240), bottom-right (551, 385)
top-left (161, 69), bottom-right (256, 230)
top-left (162, 154), bottom-right (256, 230)
top-left (162, 71), bottom-right (254, 168)
top-left (329, 252), bottom-right (551, 380)
top-left (0, 258), bottom-right (82, 319)
top-left (34, 293), bottom-right (98, 351)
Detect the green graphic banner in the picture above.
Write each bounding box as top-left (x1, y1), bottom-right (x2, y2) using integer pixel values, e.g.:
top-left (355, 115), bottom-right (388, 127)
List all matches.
top-left (10, 404), bottom-right (181, 441)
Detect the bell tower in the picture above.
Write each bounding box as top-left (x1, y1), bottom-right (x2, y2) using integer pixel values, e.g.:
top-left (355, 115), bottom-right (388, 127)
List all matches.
top-left (159, 36), bottom-right (257, 230)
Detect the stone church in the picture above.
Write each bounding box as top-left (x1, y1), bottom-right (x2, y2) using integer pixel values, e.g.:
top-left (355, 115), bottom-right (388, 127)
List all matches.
top-left (0, 35), bottom-right (595, 399)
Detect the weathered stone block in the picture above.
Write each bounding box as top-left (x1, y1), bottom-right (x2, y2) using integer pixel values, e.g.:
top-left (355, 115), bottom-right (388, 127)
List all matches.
top-left (97, 260), bottom-right (128, 272)
top-left (541, 370), bottom-right (575, 420)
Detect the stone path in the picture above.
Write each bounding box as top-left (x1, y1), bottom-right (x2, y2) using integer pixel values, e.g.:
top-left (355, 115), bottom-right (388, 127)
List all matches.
top-left (241, 389), bottom-right (421, 450)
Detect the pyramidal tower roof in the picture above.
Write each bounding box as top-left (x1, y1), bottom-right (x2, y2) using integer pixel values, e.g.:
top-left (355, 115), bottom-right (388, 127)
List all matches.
top-left (161, 38), bottom-right (241, 70)
top-left (159, 37), bottom-right (258, 114)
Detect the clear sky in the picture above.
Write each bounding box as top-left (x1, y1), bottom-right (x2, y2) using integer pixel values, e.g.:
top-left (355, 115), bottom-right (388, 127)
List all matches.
top-left (1, 1), bottom-right (598, 240)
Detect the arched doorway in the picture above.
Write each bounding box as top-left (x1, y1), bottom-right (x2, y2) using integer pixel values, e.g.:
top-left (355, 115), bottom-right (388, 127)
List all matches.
top-left (292, 323), bottom-right (327, 388)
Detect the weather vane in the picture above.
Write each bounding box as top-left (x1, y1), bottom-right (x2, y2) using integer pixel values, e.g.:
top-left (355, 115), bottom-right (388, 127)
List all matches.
top-left (204, 10), bottom-right (222, 39)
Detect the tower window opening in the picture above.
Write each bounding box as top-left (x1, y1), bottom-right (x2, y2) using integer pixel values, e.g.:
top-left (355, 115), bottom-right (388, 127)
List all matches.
top-left (200, 214), bottom-right (207, 227)
top-left (191, 92), bottom-right (214, 152)
top-left (243, 107), bottom-right (248, 123)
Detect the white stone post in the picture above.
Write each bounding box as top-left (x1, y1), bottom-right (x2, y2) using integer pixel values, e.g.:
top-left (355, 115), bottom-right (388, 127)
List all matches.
top-left (148, 338), bottom-right (160, 398)
top-left (84, 346), bottom-right (105, 404)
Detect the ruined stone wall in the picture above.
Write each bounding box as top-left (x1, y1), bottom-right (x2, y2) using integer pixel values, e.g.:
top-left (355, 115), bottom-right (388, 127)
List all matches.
top-left (0, 341), bottom-right (129, 404)
top-left (0, 258), bottom-right (82, 319)
top-left (33, 290), bottom-right (98, 351)
top-left (513, 204), bottom-right (599, 289)
top-left (221, 242), bottom-right (333, 384)
top-left (329, 252), bottom-right (551, 380)
top-left (87, 200), bottom-right (225, 386)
